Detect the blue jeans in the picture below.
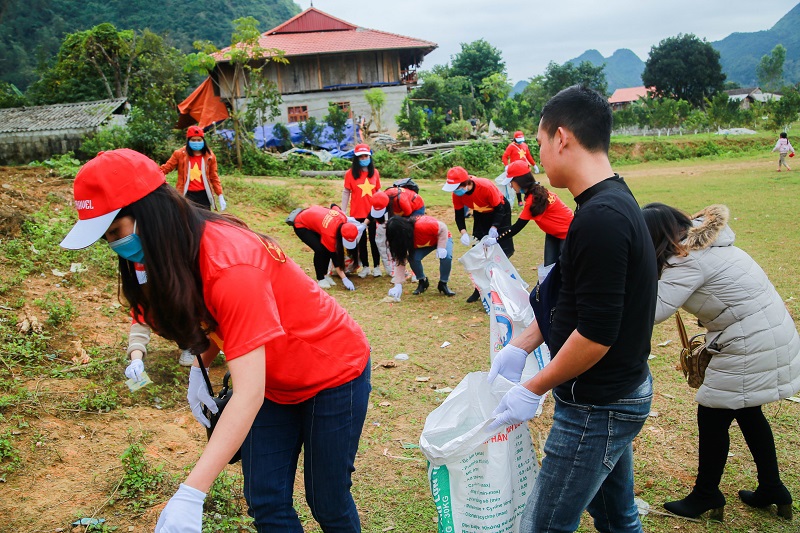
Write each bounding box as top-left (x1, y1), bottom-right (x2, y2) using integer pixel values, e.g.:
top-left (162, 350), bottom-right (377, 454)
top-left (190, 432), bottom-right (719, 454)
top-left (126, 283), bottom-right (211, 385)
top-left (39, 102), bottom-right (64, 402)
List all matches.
top-left (240, 362), bottom-right (371, 532)
top-left (521, 375), bottom-right (652, 533)
top-left (407, 237), bottom-right (453, 282)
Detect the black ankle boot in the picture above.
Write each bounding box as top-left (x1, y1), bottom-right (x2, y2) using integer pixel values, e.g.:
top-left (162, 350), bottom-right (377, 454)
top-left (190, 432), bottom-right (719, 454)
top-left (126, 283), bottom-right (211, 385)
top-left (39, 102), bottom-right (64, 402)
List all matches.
top-left (413, 277), bottom-right (429, 295)
top-left (437, 281), bottom-right (456, 297)
top-left (739, 486), bottom-right (793, 520)
top-left (663, 489), bottom-right (725, 521)
top-left (466, 288), bottom-right (480, 303)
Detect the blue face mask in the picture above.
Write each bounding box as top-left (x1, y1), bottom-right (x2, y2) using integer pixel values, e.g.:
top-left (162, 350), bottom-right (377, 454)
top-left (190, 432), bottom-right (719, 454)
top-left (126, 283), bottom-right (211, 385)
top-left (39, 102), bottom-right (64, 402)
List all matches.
top-left (453, 187), bottom-right (468, 196)
top-left (109, 221), bottom-right (145, 263)
top-left (188, 140), bottom-right (205, 151)
top-left (359, 157), bottom-right (371, 167)
top-left (514, 138), bottom-right (524, 144)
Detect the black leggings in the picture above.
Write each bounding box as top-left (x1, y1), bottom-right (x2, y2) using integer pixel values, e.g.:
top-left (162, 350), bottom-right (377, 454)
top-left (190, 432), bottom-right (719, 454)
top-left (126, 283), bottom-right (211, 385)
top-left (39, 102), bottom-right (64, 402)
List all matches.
top-left (544, 234), bottom-right (565, 266)
top-left (355, 217), bottom-right (380, 268)
top-left (293, 227), bottom-right (332, 280)
top-left (185, 190), bottom-right (211, 210)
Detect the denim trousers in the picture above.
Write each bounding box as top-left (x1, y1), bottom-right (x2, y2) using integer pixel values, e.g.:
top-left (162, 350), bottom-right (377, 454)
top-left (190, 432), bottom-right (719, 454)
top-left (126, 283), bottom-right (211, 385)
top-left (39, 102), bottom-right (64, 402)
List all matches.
top-left (520, 375), bottom-right (652, 533)
top-left (240, 362), bottom-right (371, 532)
top-left (407, 237), bottom-right (453, 282)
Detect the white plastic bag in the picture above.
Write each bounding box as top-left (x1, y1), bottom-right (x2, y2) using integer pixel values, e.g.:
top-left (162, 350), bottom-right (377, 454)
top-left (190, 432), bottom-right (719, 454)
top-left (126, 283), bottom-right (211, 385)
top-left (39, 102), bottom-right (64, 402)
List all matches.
top-left (420, 372), bottom-right (538, 533)
top-left (459, 241), bottom-right (528, 313)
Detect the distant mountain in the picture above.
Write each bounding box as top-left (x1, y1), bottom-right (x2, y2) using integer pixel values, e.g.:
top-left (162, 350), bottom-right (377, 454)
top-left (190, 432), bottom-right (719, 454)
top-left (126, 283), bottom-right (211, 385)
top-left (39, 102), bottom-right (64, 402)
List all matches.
top-left (712, 3), bottom-right (800, 86)
top-left (0, 0), bottom-right (302, 90)
top-left (567, 49), bottom-right (645, 92)
top-left (510, 80), bottom-right (529, 97)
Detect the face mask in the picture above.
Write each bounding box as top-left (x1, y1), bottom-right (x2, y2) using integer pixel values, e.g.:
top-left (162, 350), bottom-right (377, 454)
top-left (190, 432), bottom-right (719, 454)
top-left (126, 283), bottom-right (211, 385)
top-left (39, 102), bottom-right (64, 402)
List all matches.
top-left (188, 140), bottom-right (205, 151)
top-left (515, 138), bottom-right (524, 144)
top-left (359, 157), bottom-right (371, 167)
top-left (109, 221), bottom-right (145, 264)
top-left (453, 186), bottom-right (468, 196)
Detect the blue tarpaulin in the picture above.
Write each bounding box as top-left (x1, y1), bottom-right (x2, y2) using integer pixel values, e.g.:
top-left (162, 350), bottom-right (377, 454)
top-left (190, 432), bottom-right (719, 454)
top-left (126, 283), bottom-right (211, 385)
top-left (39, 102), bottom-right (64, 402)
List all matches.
top-left (215, 119), bottom-right (359, 158)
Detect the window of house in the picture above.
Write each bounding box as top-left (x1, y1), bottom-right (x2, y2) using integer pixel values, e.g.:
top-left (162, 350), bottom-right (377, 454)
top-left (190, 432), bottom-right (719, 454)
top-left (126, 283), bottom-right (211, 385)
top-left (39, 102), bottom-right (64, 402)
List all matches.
top-left (287, 105), bottom-right (308, 123)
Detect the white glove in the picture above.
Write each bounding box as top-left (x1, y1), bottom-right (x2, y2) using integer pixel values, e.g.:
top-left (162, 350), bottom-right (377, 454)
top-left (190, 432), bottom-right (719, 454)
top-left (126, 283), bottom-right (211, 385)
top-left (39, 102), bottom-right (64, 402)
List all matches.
top-left (187, 366), bottom-right (218, 428)
top-left (346, 217), bottom-right (359, 224)
top-left (483, 237), bottom-right (497, 248)
top-left (488, 226), bottom-right (499, 239)
top-left (460, 233), bottom-right (471, 246)
top-left (218, 194), bottom-right (227, 211)
top-left (533, 165), bottom-right (540, 174)
top-left (504, 165), bottom-right (509, 171)
top-left (388, 283), bottom-right (403, 299)
top-left (487, 345), bottom-right (529, 384)
top-left (436, 248), bottom-right (448, 259)
top-left (155, 483), bottom-right (206, 533)
top-left (125, 359), bottom-right (145, 382)
top-left (487, 385), bottom-right (543, 432)
top-left (342, 277), bottom-right (355, 291)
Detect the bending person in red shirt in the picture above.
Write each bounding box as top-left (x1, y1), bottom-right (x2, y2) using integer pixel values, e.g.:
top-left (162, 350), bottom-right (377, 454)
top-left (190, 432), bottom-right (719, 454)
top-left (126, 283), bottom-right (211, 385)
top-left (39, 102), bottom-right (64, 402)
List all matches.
top-left (341, 143), bottom-right (382, 277)
top-left (502, 130), bottom-right (540, 207)
top-left (493, 160), bottom-right (574, 266)
top-left (60, 149), bottom-right (371, 533)
top-left (384, 215), bottom-right (456, 298)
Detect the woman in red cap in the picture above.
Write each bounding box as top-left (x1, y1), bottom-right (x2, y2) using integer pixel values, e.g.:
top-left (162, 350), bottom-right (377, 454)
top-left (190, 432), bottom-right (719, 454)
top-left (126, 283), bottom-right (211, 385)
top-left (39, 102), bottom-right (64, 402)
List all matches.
top-left (292, 205), bottom-right (362, 290)
top-left (60, 149), bottom-right (371, 533)
top-left (493, 160), bottom-right (573, 266)
top-left (341, 143), bottom-right (382, 277)
top-left (160, 125), bottom-right (226, 211)
top-left (502, 130), bottom-right (540, 206)
top-left (442, 166), bottom-right (514, 303)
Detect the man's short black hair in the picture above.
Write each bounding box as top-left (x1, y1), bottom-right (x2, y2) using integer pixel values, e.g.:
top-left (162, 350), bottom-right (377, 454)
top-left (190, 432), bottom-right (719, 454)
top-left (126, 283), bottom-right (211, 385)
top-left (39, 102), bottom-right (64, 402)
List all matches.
top-left (540, 85), bottom-right (612, 154)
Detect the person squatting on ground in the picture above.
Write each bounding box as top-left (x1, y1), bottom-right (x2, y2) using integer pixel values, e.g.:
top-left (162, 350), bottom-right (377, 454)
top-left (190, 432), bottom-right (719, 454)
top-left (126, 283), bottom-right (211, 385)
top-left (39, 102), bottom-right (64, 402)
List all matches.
top-left (384, 215), bottom-right (456, 299)
top-left (292, 205), bottom-right (364, 291)
top-left (643, 202), bottom-right (800, 522)
top-left (502, 130), bottom-right (540, 206)
top-left (368, 192), bottom-right (394, 278)
top-left (60, 149), bottom-right (371, 533)
top-left (772, 132), bottom-right (794, 171)
top-left (487, 85), bottom-right (658, 533)
top-left (442, 165), bottom-right (513, 303)
top-left (493, 160), bottom-right (573, 267)
top-left (382, 180), bottom-right (426, 217)
top-left (341, 143), bottom-right (382, 277)
top-left (160, 126), bottom-right (227, 211)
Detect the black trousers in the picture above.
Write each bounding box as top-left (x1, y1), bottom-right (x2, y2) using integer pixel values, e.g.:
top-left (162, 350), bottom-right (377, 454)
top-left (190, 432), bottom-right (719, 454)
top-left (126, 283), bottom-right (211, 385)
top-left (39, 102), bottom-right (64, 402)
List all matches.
top-left (293, 227), bottom-right (331, 280)
top-left (543, 234), bottom-right (565, 266)
top-left (472, 199), bottom-right (514, 258)
top-left (355, 217), bottom-right (380, 268)
top-left (185, 190), bottom-right (211, 210)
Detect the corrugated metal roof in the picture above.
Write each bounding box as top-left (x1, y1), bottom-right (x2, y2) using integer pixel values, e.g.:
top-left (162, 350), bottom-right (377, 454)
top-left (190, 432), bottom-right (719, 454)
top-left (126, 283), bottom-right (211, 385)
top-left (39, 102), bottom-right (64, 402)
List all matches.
top-left (268, 8), bottom-right (357, 34)
top-left (0, 98), bottom-right (127, 134)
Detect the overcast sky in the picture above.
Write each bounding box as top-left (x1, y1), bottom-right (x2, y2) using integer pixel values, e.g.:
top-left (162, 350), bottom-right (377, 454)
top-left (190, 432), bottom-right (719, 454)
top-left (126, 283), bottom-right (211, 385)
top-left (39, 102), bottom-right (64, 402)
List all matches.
top-left (302, 0), bottom-right (798, 84)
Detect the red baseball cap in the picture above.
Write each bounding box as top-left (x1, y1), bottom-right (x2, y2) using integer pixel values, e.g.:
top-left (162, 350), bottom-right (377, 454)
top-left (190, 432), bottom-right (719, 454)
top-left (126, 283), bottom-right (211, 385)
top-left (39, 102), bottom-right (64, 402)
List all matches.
top-left (442, 166), bottom-right (470, 192)
top-left (60, 149), bottom-right (166, 250)
top-left (513, 131), bottom-right (525, 141)
top-left (187, 125), bottom-right (205, 138)
top-left (354, 143), bottom-right (371, 156)
top-left (341, 222), bottom-right (360, 249)
top-left (497, 160), bottom-right (531, 185)
top-left (370, 191), bottom-right (389, 218)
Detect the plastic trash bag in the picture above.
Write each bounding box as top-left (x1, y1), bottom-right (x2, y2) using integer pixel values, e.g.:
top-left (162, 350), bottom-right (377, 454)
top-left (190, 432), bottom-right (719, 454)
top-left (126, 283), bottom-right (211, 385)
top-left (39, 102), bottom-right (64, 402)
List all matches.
top-left (459, 239), bottom-right (528, 314)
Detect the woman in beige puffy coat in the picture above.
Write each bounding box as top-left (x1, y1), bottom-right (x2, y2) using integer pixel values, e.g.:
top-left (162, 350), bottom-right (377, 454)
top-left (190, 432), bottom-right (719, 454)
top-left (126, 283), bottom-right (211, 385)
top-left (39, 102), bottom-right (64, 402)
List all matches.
top-left (643, 203), bottom-right (800, 522)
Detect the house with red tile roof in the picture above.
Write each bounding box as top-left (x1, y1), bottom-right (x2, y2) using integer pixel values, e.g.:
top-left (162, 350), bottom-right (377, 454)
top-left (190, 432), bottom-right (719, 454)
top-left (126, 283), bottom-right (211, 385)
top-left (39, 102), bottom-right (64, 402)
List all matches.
top-left (207, 7), bottom-right (437, 134)
top-left (608, 86), bottom-right (653, 110)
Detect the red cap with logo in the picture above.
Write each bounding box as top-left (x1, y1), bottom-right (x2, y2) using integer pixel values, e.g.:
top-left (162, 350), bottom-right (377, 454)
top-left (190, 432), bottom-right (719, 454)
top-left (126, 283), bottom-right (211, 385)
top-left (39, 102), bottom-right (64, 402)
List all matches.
top-left (513, 130), bottom-right (525, 141)
top-left (60, 149), bottom-right (166, 250)
top-left (354, 143), bottom-right (371, 156)
top-left (496, 160), bottom-right (530, 185)
top-left (370, 191), bottom-right (390, 218)
top-left (341, 222), bottom-right (360, 249)
top-left (187, 125), bottom-right (205, 138)
top-left (442, 166), bottom-right (470, 192)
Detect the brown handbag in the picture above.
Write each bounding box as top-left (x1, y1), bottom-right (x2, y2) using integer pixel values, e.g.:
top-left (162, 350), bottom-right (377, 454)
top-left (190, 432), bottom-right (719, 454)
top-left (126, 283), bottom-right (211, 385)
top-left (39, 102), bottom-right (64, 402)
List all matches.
top-left (675, 311), bottom-right (712, 389)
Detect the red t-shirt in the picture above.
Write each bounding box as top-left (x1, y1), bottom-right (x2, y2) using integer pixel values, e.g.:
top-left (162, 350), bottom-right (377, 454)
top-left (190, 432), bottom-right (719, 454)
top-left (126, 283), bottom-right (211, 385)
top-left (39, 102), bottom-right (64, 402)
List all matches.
top-left (198, 221), bottom-right (370, 404)
top-left (519, 191), bottom-right (574, 239)
top-left (344, 168), bottom-right (381, 218)
top-left (502, 142), bottom-right (537, 166)
top-left (386, 187), bottom-right (425, 216)
top-left (452, 177), bottom-right (503, 212)
top-left (293, 206), bottom-right (347, 252)
top-left (413, 216), bottom-right (445, 248)
top-left (187, 155), bottom-right (205, 192)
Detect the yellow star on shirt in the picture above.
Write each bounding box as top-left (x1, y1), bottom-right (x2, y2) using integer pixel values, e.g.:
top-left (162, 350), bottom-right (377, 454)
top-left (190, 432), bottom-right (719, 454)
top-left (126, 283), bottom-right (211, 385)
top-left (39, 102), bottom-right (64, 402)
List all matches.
top-left (189, 163), bottom-right (202, 183)
top-left (357, 181), bottom-right (375, 197)
top-left (517, 148), bottom-right (526, 159)
top-left (421, 239), bottom-right (435, 247)
top-left (473, 203), bottom-right (493, 213)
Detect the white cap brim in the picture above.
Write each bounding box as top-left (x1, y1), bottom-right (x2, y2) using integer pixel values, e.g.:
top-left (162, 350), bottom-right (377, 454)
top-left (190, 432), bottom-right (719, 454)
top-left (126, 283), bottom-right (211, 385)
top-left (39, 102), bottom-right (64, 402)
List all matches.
top-left (370, 207), bottom-right (387, 218)
top-left (354, 150), bottom-right (370, 156)
top-left (442, 182), bottom-right (460, 192)
top-left (496, 176), bottom-right (512, 186)
top-left (59, 208), bottom-right (121, 250)
top-left (342, 238), bottom-right (358, 250)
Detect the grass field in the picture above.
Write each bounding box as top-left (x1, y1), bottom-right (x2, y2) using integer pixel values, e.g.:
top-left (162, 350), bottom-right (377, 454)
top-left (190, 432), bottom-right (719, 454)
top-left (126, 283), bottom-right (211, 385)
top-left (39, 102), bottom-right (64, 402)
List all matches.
top-left (0, 148), bottom-right (798, 532)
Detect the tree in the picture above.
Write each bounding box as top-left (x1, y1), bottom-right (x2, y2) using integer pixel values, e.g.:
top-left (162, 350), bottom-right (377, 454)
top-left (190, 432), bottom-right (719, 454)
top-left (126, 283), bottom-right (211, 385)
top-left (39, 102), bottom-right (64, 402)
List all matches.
top-left (0, 82), bottom-right (27, 108)
top-left (324, 103), bottom-right (350, 149)
top-left (766, 87), bottom-right (800, 131)
top-left (756, 44), bottom-right (786, 92)
top-left (299, 116), bottom-right (324, 146)
top-left (705, 93), bottom-right (741, 130)
top-left (493, 98), bottom-right (531, 134)
top-left (542, 61), bottom-right (608, 99)
top-left (450, 39), bottom-right (506, 91)
top-left (396, 98), bottom-right (429, 142)
top-left (478, 73), bottom-right (512, 118)
top-left (364, 88), bottom-right (386, 132)
top-left (642, 34), bottom-right (725, 107)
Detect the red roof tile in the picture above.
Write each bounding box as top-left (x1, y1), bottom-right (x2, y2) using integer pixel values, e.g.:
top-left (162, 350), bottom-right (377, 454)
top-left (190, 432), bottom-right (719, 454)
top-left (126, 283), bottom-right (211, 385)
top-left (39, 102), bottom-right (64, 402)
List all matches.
top-left (608, 86), bottom-right (653, 104)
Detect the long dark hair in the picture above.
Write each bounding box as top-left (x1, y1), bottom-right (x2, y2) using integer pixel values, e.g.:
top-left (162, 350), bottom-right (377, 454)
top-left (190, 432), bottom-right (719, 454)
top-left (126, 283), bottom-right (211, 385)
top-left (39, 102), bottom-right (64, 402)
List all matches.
top-left (513, 172), bottom-right (549, 217)
top-left (350, 156), bottom-right (375, 179)
top-left (641, 202), bottom-right (692, 276)
top-left (331, 222), bottom-right (347, 269)
top-left (385, 216), bottom-right (416, 265)
top-left (185, 138), bottom-right (210, 156)
top-left (118, 184), bottom-right (270, 354)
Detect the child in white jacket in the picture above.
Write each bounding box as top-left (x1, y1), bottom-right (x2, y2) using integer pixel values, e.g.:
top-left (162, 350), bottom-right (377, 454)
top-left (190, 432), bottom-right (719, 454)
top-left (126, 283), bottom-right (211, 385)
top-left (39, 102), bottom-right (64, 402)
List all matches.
top-left (772, 132), bottom-right (794, 171)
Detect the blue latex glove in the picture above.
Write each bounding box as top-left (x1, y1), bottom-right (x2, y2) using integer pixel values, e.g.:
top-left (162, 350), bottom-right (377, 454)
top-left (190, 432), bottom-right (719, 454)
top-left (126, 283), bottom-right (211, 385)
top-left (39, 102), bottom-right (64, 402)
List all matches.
top-left (124, 359), bottom-right (144, 382)
top-left (487, 344), bottom-right (528, 384)
top-left (187, 366), bottom-right (218, 428)
top-left (342, 277), bottom-right (356, 291)
top-left (487, 385), bottom-right (543, 432)
top-left (155, 483), bottom-right (206, 532)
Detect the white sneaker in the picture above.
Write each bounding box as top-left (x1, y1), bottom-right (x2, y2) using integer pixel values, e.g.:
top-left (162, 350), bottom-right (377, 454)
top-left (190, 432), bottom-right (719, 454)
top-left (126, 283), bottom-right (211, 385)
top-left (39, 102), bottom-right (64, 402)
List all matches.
top-left (358, 267), bottom-right (372, 278)
top-left (372, 266), bottom-right (382, 277)
top-left (318, 278), bottom-right (333, 289)
top-left (324, 275), bottom-right (337, 285)
top-left (411, 274), bottom-right (418, 282)
top-left (179, 350), bottom-right (194, 367)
